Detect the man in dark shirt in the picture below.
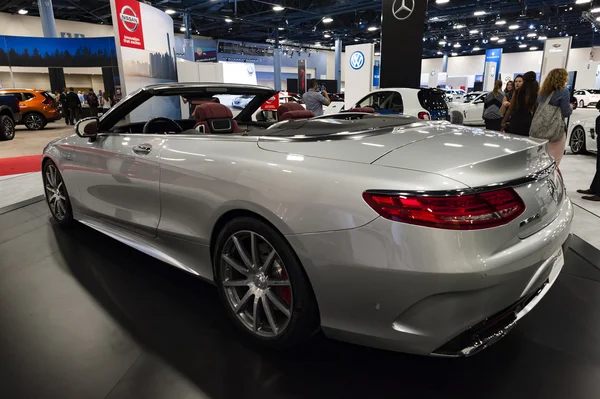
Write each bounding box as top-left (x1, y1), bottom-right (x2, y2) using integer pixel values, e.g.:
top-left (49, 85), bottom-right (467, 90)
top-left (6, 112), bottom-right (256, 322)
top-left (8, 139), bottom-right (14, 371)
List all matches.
top-left (577, 102), bottom-right (600, 201)
top-left (59, 88), bottom-right (69, 125)
top-left (66, 87), bottom-right (81, 125)
top-left (302, 79), bottom-right (330, 116)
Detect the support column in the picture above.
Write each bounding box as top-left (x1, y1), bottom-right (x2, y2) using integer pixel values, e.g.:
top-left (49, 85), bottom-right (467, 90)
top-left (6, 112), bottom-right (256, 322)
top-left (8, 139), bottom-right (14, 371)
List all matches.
top-left (442, 55), bottom-right (448, 73)
top-left (334, 38), bottom-right (342, 93)
top-left (39, 0), bottom-right (65, 92)
top-left (183, 12), bottom-right (194, 62)
top-left (273, 29), bottom-right (282, 91)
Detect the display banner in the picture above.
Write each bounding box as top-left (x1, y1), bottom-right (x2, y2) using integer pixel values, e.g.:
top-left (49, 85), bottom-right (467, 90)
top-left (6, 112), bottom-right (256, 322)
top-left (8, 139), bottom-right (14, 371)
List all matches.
top-left (373, 60), bottom-right (380, 88)
top-left (297, 59), bottom-right (307, 95)
top-left (427, 70), bottom-right (439, 88)
top-left (261, 93), bottom-right (280, 111)
top-left (111, 0), bottom-right (178, 122)
top-left (345, 43), bottom-right (374, 108)
top-left (483, 48), bottom-right (502, 91)
top-left (380, 0), bottom-right (427, 88)
top-left (540, 37), bottom-right (572, 84)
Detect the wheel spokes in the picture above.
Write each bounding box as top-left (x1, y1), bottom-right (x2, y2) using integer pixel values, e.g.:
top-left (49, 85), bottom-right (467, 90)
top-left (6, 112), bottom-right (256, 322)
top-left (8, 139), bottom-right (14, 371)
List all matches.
top-left (267, 279), bottom-right (290, 287)
top-left (261, 296), bottom-right (278, 334)
top-left (266, 290), bottom-right (291, 318)
top-left (252, 296), bottom-right (260, 332)
top-left (233, 235), bottom-right (253, 270)
top-left (222, 254), bottom-right (250, 276)
top-left (235, 289), bottom-right (253, 312)
top-left (223, 279), bottom-right (250, 287)
top-left (259, 249), bottom-right (276, 273)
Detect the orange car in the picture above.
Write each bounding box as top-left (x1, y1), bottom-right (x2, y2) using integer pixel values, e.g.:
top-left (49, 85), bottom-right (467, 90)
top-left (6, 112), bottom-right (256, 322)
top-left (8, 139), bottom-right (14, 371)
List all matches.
top-left (0, 89), bottom-right (61, 130)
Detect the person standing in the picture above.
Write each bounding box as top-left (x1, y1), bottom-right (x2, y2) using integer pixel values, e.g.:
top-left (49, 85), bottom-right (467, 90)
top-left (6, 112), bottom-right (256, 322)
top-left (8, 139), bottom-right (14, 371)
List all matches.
top-left (577, 102), bottom-right (600, 202)
top-left (98, 90), bottom-right (103, 107)
top-left (302, 79), bottom-right (330, 117)
top-left (500, 75), bottom-right (523, 116)
top-left (87, 89), bottom-right (99, 117)
top-left (483, 80), bottom-right (505, 131)
top-left (532, 68), bottom-right (573, 166)
top-left (59, 88), bottom-right (69, 125)
top-left (66, 87), bottom-right (81, 125)
top-left (501, 71), bottom-right (539, 136)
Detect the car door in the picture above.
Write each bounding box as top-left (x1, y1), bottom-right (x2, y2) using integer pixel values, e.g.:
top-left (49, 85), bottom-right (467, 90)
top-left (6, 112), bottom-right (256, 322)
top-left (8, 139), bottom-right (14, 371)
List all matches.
top-left (354, 91), bottom-right (394, 113)
top-left (465, 94), bottom-right (485, 124)
top-left (74, 132), bottom-right (164, 237)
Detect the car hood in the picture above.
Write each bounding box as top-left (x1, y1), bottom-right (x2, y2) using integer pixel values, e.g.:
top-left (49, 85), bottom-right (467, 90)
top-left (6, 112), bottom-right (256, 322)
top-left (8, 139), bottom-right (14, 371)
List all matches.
top-left (258, 122), bottom-right (552, 188)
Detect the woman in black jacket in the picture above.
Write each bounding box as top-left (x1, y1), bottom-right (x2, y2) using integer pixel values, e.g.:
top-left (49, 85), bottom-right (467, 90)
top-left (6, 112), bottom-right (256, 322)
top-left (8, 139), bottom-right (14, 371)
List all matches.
top-left (501, 71), bottom-right (539, 136)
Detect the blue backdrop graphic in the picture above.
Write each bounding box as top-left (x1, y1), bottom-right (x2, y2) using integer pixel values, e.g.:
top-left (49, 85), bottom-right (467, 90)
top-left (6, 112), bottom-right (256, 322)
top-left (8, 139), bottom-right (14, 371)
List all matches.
top-left (0, 35), bottom-right (117, 68)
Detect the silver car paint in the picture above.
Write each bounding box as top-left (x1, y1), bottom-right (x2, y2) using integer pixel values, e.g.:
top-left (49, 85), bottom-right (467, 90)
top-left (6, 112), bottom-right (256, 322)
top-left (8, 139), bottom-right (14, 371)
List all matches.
top-left (43, 120), bottom-right (573, 355)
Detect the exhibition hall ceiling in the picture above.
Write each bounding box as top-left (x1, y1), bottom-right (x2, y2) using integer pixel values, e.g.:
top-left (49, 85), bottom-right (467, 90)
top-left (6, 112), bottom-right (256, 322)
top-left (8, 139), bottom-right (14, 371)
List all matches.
top-left (3, 0), bottom-right (600, 56)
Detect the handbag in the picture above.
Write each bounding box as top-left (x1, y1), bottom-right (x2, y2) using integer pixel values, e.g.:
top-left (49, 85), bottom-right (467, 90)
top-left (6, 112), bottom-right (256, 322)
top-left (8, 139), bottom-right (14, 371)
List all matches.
top-left (529, 92), bottom-right (564, 142)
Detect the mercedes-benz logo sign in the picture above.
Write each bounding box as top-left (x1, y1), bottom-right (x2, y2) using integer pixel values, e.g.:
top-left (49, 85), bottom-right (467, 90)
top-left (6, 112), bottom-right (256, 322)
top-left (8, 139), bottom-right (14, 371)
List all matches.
top-left (120, 6), bottom-right (139, 33)
top-left (392, 0), bottom-right (415, 21)
top-left (349, 51), bottom-right (365, 70)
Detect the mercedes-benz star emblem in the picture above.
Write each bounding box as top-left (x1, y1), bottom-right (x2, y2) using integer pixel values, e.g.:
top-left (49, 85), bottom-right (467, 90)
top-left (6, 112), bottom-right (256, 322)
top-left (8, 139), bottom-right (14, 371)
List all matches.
top-left (392, 0), bottom-right (415, 21)
top-left (349, 51), bottom-right (365, 70)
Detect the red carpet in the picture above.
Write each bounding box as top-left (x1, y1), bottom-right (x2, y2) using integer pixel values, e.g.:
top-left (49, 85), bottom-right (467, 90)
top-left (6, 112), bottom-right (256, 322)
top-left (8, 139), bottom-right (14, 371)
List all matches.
top-left (0, 154), bottom-right (42, 177)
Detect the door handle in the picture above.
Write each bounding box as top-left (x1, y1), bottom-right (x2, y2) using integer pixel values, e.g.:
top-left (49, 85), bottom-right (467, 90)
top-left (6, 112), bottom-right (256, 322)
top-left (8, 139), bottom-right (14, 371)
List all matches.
top-left (132, 144), bottom-right (152, 155)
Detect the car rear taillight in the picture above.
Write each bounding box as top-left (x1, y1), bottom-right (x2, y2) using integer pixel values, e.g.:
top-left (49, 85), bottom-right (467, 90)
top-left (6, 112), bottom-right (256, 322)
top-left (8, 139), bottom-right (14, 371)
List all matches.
top-left (418, 111), bottom-right (431, 120)
top-left (362, 188), bottom-right (525, 230)
top-left (43, 98), bottom-right (53, 105)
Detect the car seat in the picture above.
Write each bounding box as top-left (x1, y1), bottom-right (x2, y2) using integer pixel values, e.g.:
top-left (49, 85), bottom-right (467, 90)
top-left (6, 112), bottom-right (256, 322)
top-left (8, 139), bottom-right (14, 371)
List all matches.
top-left (347, 107), bottom-right (375, 113)
top-left (279, 110), bottom-right (315, 121)
top-left (277, 102), bottom-right (305, 120)
top-left (193, 103), bottom-right (242, 134)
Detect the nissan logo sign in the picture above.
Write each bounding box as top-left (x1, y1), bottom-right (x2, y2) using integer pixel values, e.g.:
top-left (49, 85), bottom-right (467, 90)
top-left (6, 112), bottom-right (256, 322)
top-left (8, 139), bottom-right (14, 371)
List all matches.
top-left (120, 6), bottom-right (139, 33)
top-left (349, 51), bottom-right (365, 70)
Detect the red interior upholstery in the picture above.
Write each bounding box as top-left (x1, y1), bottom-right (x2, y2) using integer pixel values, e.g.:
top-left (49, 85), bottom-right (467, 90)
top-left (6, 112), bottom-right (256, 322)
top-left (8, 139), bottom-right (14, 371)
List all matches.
top-left (191, 97), bottom-right (220, 105)
top-left (348, 107), bottom-right (375, 113)
top-left (193, 103), bottom-right (241, 133)
top-left (277, 102), bottom-right (304, 120)
top-left (279, 110), bottom-right (315, 121)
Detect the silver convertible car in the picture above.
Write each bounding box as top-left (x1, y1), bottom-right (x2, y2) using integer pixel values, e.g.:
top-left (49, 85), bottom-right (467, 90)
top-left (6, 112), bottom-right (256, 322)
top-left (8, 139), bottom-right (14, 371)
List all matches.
top-left (42, 83), bottom-right (573, 357)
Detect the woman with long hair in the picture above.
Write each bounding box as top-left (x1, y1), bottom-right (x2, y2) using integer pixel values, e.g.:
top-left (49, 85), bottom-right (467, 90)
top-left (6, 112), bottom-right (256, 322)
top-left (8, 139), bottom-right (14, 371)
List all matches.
top-left (533, 68), bottom-right (573, 165)
top-left (483, 80), bottom-right (504, 131)
top-left (501, 71), bottom-right (539, 136)
top-left (500, 75), bottom-right (522, 115)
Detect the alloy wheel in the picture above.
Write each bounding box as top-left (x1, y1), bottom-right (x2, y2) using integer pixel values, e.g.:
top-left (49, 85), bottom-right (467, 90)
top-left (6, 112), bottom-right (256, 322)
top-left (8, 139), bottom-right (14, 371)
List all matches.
top-left (44, 164), bottom-right (68, 220)
top-left (220, 230), bottom-right (293, 338)
top-left (571, 127), bottom-right (585, 153)
top-left (26, 114), bottom-right (43, 130)
top-left (579, 100), bottom-right (585, 108)
top-left (2, 117), bottom-right (14, 139)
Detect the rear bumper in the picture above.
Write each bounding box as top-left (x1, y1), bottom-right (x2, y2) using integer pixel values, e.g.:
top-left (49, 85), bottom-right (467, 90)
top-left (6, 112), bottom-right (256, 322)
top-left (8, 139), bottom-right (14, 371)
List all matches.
top-left (287, 197), bottom-right (573, 355)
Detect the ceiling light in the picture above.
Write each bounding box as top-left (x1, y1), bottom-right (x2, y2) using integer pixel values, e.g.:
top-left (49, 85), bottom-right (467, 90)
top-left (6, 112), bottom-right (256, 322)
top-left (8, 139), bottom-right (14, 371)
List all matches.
top-left (575, 0), bottom-right (591, 4)
top-left (498, 38), bottom-right (506, 43)
top-left (519, 44), bottom-right (527, 48)
top-left (179, 27), bottom-right (186, 32)
top-left (437, 51), bottom-right (443, 55)
top-left (322, 17), bottom-right (333, 23)
top-left (439, 40), bottom-right (447, 45)
top-left (368, 26), bottom-right (378, 31)
top-left (454, 24), bottom-right (465, 29)
top-left (430, 17), bottom-right (439, 21)
top-left (225, 18), bottom-right (233, 23)
top-left (451, 52), bottom-right (458, 56)
top-left (474, 11), bottom-right (486, 16)
top-left (472, 47), bottom-right (481, 51)
top-left (374, 52), bottom-right (381, 56)
top-left (315, 42), bottom-right (321, 47)
top-left (273, 5), bottom-right (285, 11)
top-left (453, 43), bottom-right (461, 48)
top-left (17, 9), bottom-right (28, 15)
top-left (279, 39), bottom-right (286, 43)
top-left (530, 47), bottom-right (538, 50)
top-left (490, 36), bottom-right (499, 41)
top-left (509, 25), bottom-right (520, 30)
top-left (165, 9), bottom-right (176, 15)
top-left (527, 33), bottom-right (537, 37)
top-left (436, 0), bottom-right (450, 4)
top-left (354, 38), bottom-right (359, 42)
top-left (324, 33), bottom-right (331, 38)
top-left (278, 27), bottom-right (284, 30)
top-left (495, 20), bottom-right (506, 25)
top-left (539, 36), bottom-right (547, 40)
top-left (592, 7), bottom-right (600, 13)
top-left (469, 29), bottom-right (479, 34)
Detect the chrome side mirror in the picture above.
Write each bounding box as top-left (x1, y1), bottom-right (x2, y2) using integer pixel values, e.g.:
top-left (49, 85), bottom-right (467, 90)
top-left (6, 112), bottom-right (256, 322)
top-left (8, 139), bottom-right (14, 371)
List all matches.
top-left (76, 117), bottom-right (98, 139)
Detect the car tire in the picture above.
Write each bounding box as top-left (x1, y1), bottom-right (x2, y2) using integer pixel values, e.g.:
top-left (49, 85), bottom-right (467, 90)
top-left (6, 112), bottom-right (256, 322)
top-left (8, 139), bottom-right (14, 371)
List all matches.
top-left (579, 100), bottom-right (585, 108)
top-left (214, 217), bottom-right (319, 349)
top-left (0, 115), bottom-right (15, 141)
top-left (569, 126), bottom-right (588, 154)
top-left (42, 160), bottom-right (75, 226)
top-left (452, 111), bottom-right (464, 125)
top-left (24, 112), bottom-right (46, 130)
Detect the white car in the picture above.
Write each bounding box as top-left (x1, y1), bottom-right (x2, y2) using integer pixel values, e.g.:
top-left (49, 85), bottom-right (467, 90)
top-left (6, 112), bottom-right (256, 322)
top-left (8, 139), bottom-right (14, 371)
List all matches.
top-left (448, 91), bottom-right (488, 126)
top-left (573, 89), bottom-right (600, 108)
top-left (445, 89), bottom-right (466, 103)
top-left (352, 88), bottom-right (450, 121)
top-left (279, 94), bottom-right (344, 116)
top-left (568, 115), bottom-right (598, 154)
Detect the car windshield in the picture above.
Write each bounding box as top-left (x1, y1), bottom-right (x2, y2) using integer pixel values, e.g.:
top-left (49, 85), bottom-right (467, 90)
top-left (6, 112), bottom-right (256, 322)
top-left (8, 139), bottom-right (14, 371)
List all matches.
top-left (463, 93), bottom-right (483, 103)
top-left (588, 90), bottom-right (600, 94)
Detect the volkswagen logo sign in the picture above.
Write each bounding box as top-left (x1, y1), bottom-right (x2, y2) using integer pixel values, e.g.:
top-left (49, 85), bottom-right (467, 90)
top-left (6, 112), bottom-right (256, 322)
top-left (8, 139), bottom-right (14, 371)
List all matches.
top-left (349, 51), bottom-right (365, 70)
top-left (120, 6), bottom-right (139, 33)
top-left (392, 0), bottom-right (415, 21)
top-left (247, 64), bottom-right (255, 75)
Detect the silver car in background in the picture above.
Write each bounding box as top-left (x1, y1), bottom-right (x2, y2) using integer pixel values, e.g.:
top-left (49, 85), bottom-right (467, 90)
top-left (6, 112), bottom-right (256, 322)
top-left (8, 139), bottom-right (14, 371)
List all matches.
top-left (42, 83), bottom-right (572, 356)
